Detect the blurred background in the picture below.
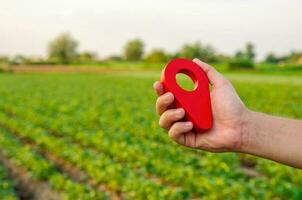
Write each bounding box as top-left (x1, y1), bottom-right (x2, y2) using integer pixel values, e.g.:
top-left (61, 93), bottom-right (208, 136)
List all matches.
top-left (0, 0), bottom-right (302, 200)
top-left (1, 0), bottom-right (302, 70)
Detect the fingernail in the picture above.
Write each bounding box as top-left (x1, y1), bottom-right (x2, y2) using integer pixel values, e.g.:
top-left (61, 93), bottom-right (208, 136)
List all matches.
top-left (185, 121), bottom-right (193, 128)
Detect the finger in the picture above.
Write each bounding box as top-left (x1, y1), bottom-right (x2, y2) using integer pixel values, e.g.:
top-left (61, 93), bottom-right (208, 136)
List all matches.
top-left (193, 58), bottom-right (229, 87)
top-left (156, 92), bottom-right (174, 115)
top-left (168, 121), bottom-right (193, 145)
top-left (153, 81), bottom-right (164, 96)
top-left (159, 108), bottom-right (185, 129)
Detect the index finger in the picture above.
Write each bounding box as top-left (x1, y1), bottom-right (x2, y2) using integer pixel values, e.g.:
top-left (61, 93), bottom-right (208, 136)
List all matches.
top-left (153, 81), bottom-right (164, 96)
top-left (193, 58), bottom-right (227, 87)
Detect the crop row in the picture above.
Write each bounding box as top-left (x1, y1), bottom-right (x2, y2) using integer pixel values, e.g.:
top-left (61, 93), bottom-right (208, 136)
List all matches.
top-left (0, 81), bottom-right (250, 176)
top-left (0, 164), bottom-right (17, 200)
top-left (0, 101), bottom-right (267, 199)
top-left (1, 102), bottom-right (299, 199)
top-left (1, 73), bottom-right (302, 199)
top-left (0, 111), bottom-right (190, 200)
top-left (0, 126), bottom-right (110, 200)
top-left (1, 82), bottom-right (302, 199)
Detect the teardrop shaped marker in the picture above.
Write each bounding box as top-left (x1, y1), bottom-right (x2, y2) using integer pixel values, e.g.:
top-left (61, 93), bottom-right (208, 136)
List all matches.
top-left (160, 58), bottom-right (213, 132)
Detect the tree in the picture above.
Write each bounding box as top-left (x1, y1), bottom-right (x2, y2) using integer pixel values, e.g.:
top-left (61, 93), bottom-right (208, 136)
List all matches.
top-left (48, 33), bottom-right (78, 64)
top-left (228, 42), bottom-right (256, 70)
top-left (123, 39), bottom-right (144, 61)
top-left (265, 52), bottom-right (279, 64)
top-left (234, 42), bottom-right (256, 61)
top-left (178, 42), bottom-right (217, 62)
top-left (145, 49), bottom-right (168, 63)
top-left (287, 51), bottom-right (302, 63)
top-left (245, 42), bottom-right (256, 61)
top-left (235, 50), bottom-right (244, 59)
top-left (10, 55), bottom-right (27, 65)
top-left (0, 55), bottom-right (9, 69)
top-left (106, 55), bottom-right (123, 61)
top-left (0, 56), bottom-right (9, 64)
top-left (77, 51), bottom-right (98, 62)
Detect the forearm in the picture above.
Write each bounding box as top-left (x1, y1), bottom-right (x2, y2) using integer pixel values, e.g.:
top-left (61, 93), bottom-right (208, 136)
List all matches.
top-left (241, 110), bottom-right (302, 169)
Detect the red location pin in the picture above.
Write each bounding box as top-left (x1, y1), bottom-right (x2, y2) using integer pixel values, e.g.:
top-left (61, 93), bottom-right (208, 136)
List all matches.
top-left (160, 58), bottom-right (212, 132)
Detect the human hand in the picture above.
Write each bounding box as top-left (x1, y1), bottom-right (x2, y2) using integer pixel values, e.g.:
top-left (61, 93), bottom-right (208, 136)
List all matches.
top-left (154, 58), bottom-right (249, 152)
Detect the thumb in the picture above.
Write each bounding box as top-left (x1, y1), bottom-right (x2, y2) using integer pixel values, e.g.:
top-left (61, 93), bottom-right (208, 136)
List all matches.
top-left (193, 58), bottom-right (227, 87)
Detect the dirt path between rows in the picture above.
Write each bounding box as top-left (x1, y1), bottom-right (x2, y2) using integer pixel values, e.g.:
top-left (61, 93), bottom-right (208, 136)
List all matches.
top-left (0, 150), bottom-right (60, 200)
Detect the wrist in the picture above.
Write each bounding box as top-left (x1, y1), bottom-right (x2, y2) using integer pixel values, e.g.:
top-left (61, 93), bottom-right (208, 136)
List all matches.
top-left (238, 108), bottom-right (255, 153)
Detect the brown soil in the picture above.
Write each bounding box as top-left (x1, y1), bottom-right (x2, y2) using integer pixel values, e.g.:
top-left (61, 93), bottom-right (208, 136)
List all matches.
top-left (0, 151), bottom-right (60, 200)
top-left (41, 151), bottom-right (124, 200)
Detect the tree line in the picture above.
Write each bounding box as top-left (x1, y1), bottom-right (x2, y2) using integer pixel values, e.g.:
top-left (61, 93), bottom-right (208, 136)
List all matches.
top-left (0, 32), bottom-right (302, 70)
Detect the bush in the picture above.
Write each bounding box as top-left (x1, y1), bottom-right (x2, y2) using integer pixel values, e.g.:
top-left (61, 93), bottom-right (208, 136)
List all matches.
top-left (123, 39), bottom-right (144, 61)
top-left (48, 33), bottom-right (79, 64)
top-left (227, 58), bottom-right (254, 70)
top-left (145, 49), bottom-right (168, 63)
top-left (106, 55), bottom-right (123, 61)
top-left (178, 42), bottom-right (218, 62)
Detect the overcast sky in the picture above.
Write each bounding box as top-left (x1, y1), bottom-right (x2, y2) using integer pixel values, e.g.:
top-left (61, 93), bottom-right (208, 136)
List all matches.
top-left (0, 0), bottom-right (301, 59)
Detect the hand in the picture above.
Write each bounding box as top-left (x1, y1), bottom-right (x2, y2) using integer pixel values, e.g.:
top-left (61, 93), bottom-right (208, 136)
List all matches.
top-left (154, 58), bottom-right (249, 152)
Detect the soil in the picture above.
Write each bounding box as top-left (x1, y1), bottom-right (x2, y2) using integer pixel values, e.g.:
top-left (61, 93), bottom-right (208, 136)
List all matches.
top-left (0, 151), bottom-right (60, 200)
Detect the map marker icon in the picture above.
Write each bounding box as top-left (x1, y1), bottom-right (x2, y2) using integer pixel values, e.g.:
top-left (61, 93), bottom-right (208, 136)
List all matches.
top-left (161, 58), bottom-right (213, 132)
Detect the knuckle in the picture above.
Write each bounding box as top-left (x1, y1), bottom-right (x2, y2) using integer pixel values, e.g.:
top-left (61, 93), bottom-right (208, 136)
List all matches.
top-left (158, 117), bottom-right (165, 128)
top-left (159, 112), bottom-right (169, 128)
top-left (168, 128), bottom-right (175, 138)
top-left (156, 95), bottom-right (170, 109)
top-left (166, 109), bottom-right (176, 119)
top-left (164, 108), bottom-right (175, 118)
top-left (155, 98), bottom-right (165, 115)
top-left (168, 123), bottom-right (182, 139)
top-left (155, 97), bottom-right (162, 108)
top-left (172, 123), bottom-right (181, 133)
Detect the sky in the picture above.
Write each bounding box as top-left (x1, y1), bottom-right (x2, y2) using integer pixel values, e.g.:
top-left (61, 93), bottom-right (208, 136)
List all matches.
top-left (0, 0), bottom-right (301, 59)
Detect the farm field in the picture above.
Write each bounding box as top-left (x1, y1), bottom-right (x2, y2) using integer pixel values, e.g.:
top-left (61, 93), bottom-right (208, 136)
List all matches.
top-left (0, 71), bottom-right (301, 199)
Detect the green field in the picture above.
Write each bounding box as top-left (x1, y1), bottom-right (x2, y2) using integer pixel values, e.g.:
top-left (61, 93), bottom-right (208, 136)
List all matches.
top-left (0, 72), bottom-right (301, 199)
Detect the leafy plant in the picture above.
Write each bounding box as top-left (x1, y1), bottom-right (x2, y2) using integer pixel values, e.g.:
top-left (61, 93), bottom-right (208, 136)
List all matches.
top-left (0, 72), bottom-right (301, 199)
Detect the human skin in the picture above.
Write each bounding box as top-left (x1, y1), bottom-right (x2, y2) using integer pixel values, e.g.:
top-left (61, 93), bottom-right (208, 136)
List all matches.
top-left (153, 58), bottom-right (302, 169)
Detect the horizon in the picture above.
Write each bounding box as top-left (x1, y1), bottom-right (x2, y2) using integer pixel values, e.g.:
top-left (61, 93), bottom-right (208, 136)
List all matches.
top-left (1, 0), bottom-right (302, 59)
